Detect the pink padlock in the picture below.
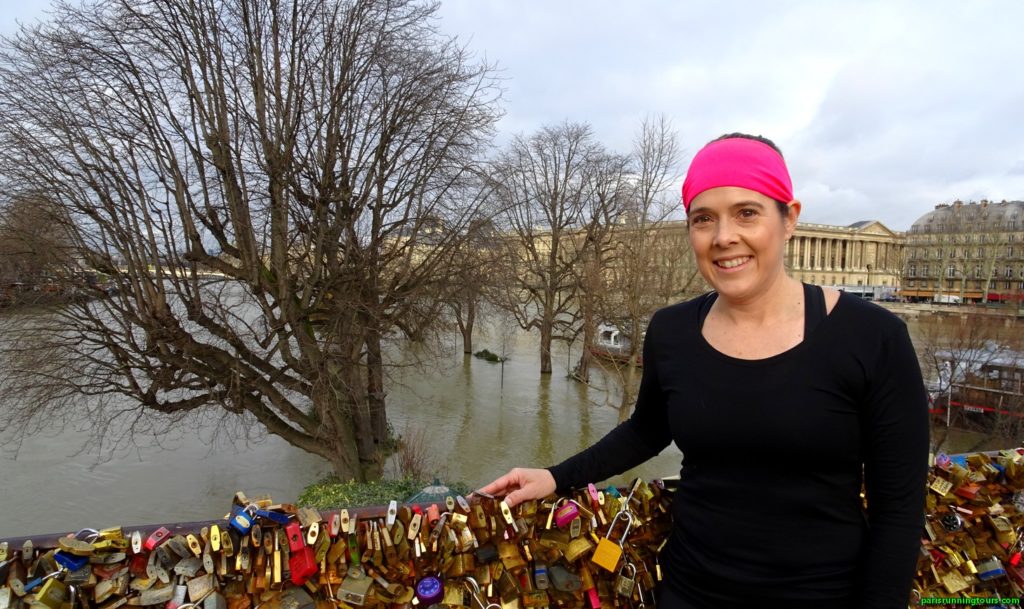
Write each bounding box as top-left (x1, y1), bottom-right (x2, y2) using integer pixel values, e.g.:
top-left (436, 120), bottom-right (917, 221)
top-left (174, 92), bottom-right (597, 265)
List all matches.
top-left (554, 499), bottom-right (581, 529)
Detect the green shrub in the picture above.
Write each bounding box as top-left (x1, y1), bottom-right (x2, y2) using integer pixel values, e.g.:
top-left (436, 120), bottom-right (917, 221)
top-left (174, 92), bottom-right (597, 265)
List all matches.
top-left (298, 477), bottom-right (472, 510)
top-left (473, 348), bottom-right (507, 362)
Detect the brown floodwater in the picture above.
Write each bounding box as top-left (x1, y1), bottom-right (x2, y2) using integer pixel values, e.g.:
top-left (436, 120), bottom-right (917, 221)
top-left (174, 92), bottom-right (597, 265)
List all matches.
top-left (0, 308), bottom-right (1013, 538)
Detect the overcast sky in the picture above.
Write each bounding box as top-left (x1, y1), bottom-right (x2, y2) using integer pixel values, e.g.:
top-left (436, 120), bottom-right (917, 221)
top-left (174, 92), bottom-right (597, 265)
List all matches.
top-left (4, 1), bottom-right (1023, 231)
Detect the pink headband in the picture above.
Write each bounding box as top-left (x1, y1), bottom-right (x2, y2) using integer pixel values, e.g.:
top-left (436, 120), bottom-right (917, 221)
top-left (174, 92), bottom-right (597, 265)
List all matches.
top-left (681, 138), bottom-right (793, 212)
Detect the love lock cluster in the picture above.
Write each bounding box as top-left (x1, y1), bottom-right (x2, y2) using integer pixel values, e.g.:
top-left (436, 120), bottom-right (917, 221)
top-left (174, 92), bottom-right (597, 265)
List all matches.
top-left (0, 481), bottom-right (674, 609)
top-left (916, 448), bottom-right (1024, 604)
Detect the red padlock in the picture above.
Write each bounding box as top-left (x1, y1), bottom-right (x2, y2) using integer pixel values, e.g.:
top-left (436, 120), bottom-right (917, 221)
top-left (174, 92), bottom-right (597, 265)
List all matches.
top-left (143, 527), bottom-right (171, 552)
top-left (426, 504), bottom-right (441, 527)
top-left (285, 522), bottom-right (318, 585)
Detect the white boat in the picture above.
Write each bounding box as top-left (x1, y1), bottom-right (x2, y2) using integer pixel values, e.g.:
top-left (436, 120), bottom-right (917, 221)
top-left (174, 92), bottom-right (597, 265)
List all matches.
top-left (589, 323), bottom-right (643, 366)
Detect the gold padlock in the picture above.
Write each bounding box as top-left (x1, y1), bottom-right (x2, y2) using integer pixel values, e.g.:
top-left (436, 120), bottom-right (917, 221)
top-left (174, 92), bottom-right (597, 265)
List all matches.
top-left (563, 536), bottom-right (594, 563)
top-left (591, 510), bottom-right (633, 572)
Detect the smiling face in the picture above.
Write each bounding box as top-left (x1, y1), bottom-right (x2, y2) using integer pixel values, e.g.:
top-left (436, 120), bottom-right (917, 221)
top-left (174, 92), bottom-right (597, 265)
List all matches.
top-left (687, 186), bottom-right (800, 304)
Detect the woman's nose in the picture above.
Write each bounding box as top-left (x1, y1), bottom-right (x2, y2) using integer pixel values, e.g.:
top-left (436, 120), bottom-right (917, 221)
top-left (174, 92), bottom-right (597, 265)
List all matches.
top-left (713, 218), bottom-right (739, 247)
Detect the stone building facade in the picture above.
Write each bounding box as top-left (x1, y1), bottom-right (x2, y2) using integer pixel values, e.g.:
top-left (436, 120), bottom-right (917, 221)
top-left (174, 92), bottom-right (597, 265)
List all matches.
top-left (901, 200), bottom-right (1024, 303)
top-left (786, 220), bottom-right (904, 298)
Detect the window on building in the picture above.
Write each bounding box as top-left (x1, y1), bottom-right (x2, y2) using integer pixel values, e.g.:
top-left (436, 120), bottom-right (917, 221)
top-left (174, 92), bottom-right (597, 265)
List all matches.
top-left (978, 247), bottom-right (984, 257)
top-left (1009, 246), bottom-right (1015, 257)
top-left (1007, 267), bottom-right (1014, 278)
top-left (922, 265), bottom-right (929, 276)
top-left (909, 264), bottom-right (917, 276)
top-left (948, 265), bottom-right (957, 278)
top-left (907, 279), bottom-right (915, 287)
top-left (975, 265), bottom-right (982, 278)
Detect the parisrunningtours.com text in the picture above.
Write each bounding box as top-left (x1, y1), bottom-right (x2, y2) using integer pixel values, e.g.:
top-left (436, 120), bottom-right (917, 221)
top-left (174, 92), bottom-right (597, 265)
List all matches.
top-left (920, 597), bottom-right (1020, 606)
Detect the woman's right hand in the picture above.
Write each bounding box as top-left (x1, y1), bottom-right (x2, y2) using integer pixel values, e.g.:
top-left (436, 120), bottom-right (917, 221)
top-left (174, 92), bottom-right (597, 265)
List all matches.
top-left (477, 467), bottom-right (556, 508)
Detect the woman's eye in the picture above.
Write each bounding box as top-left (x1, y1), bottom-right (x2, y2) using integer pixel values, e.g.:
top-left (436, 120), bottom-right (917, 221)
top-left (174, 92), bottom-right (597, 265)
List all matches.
top-left (691, 215), bottom-right (711, 225)
top-left (739, 209), bottom-right (758, 219)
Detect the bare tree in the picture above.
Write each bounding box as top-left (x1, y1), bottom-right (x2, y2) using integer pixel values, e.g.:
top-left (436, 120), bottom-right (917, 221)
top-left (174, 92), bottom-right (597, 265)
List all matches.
top-left (914, 313), bottom-right (1024, 453)
top-left (446, 215), bottom-right (503, 355)
top-left (0, 0), bottom-right (501, 480)
top-left (0, 193), bottom-right (78, 294)
top-left (566, 150), bottom-right (631, 382)
top-left (491, 122), bottom-right (622, 374)
top-left (593, 116), bottom-right (701, 421)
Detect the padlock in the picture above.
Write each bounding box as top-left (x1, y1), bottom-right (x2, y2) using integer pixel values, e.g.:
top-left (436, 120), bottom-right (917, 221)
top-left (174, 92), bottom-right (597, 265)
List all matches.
top-left (186, 573), bottom-right (216, 602)
top-left (167, 575), bottom-right (188, 609)
top-left (592, 510), bottom-right (633, 572)
top-left (143, 528), bottom-right (172, 552)
top-left (547, 564), bottom-right (582, 592)
top-left (204, 592), bottom-right (227, 609)
top-left (463, 576), bottom-right (501, 609)
top-left (569, 516), bottom-right (582, 538)
top-left (614, 562), bottom-right (637, 596)
top-left (533, 562), bottom-right (549, 590)
top-left (229, 506), bottom-right (256, 535)
top-left (940, 512), bottom-right (963, 532)
top-left (35, 577), bottom-right (67, 609)
top-left (977, 557), bottom-right (1008, 581)
top-left (563, 536), bottom-right (593, 563)
top-left (553, 499), bottom-right (580, 529)
top-left (521, 590), bottom-right (548, 608)
top-left (579, 563), bottom-right (600, 609)
top-left (53, 551), bottom-right (89, 572)
top-left (255, 508), bottom-right (290, 526)
top-left (497, 541), bottom-right (525, 572)
top-left (289, 547), bottom-right (317, 585)
top-left (414, 574), bottom-right (443, 605)
top-left (496, 568), bottom-right (519, 603)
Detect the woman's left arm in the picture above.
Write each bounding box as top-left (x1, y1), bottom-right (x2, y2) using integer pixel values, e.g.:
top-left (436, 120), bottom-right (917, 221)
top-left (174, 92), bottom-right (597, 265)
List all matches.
top-left (859, 322), bottom-right (930, 609)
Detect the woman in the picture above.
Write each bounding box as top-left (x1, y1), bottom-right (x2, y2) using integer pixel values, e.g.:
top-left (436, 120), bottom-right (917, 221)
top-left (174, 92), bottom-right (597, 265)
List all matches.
top-left (480, 133), bottom-right (929, 608)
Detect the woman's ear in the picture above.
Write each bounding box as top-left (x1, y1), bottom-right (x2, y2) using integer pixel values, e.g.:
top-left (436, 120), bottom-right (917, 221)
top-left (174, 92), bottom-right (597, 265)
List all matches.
top-left (784, 200), bottom-right (801, 238)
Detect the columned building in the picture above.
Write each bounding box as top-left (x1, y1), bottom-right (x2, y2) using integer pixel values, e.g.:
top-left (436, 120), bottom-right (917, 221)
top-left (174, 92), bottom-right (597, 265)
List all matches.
top-left (787, 220), bottom-right (904, 298)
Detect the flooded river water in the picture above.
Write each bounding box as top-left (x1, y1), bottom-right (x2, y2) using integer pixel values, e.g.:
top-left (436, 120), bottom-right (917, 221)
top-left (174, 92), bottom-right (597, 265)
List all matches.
top-left (0, 318), bottom-right (680, 538)
top-left (0, 310), bottom-right (1014, 538)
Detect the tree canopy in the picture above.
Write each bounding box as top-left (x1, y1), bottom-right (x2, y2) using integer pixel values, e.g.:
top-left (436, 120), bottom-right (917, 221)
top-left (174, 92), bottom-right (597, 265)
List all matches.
top-left (0, 0), bottom-right (502, 480)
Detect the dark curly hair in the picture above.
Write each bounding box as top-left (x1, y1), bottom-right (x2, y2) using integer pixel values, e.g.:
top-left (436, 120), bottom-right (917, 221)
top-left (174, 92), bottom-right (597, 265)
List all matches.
top-left (711, 132), bottom-right (784, 158)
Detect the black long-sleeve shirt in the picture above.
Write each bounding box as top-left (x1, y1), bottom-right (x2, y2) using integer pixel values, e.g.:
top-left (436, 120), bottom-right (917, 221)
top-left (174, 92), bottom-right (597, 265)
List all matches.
top-left (548, 291), bottom-right (929, 608)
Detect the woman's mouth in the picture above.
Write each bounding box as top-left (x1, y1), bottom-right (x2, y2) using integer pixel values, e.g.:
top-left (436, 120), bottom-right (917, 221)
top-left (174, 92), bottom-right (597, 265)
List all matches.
top-left (715, 256), bottom-right (751, 269)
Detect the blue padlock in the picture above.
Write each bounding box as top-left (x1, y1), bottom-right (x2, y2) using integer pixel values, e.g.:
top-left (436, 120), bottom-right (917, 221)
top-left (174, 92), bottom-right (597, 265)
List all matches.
top-left (229, 504), bottom-right (255, 534)
top-left (255, 509), bottom-right (291, 526)
top-left (54, 551), bottom-right (89, 572)
top-left (23, 570), bottom-right (62, 594)
top-left (977, 557), bottom-right (1007, 581)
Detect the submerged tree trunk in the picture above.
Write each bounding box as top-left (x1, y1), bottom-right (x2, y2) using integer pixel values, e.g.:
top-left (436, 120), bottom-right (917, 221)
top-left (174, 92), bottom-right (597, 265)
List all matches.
top-left (540, 320), bottom-right (553, 374)
top-left (463, 299), bottom-right (476, 354)
top-left (574, 308), bottom-right (596, 383)
top-left (618, 353), bottom-right (642, 423)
